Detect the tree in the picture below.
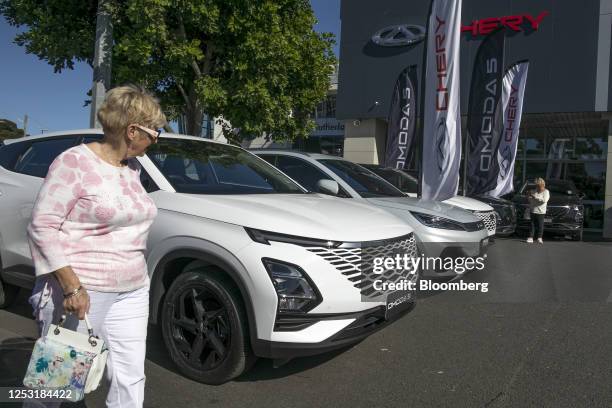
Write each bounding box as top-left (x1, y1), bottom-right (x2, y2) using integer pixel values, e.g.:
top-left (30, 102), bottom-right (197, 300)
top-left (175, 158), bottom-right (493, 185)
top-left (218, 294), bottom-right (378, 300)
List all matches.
top-left (1, 0), bottom-right (336, 142)
top-left (0, 119), bottom-right (24, 141)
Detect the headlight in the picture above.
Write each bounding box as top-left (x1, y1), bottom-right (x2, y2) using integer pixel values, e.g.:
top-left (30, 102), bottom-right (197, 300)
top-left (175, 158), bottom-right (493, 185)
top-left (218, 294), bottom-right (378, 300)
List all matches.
top-left (262, 258), bottom-right (321, 313)
top-left (411, 212), bottom-right (467, 231)
top-left (245, 227), bottom-right (340, 247)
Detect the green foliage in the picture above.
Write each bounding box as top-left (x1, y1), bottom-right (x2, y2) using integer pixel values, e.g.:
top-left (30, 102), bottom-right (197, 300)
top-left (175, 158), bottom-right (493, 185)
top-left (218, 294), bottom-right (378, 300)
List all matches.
top-left (1, 0), bottom-right (336, 140)
top-left (0, 119), bottom-right (25, 141)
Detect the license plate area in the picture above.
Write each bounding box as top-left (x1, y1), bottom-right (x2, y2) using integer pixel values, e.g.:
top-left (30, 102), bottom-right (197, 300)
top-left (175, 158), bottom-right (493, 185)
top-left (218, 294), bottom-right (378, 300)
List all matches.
top-left (385, 291), bottom-right (413, 320)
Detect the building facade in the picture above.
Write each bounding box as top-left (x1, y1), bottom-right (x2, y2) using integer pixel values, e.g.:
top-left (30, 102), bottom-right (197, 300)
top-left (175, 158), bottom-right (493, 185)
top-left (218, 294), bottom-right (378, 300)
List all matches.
top-left (337, 0), bottom-right (612, 235)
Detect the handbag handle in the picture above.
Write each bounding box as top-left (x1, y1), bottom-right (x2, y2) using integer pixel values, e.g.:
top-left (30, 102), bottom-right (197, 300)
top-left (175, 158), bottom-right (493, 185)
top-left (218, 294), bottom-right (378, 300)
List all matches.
top-left (54, 313), bottom-right (99, 347)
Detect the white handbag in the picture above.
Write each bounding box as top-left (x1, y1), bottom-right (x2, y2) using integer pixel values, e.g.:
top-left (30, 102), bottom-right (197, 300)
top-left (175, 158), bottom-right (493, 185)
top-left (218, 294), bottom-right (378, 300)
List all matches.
top-left (23, 313), bottom-right (109, 401)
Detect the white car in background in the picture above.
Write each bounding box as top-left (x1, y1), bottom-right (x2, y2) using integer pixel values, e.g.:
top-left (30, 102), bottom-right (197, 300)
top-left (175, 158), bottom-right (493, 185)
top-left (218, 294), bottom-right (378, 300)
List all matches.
top-left (0, 130), bottom-right (418, 384)
top-left (252, 151), bottom-right (492, 279)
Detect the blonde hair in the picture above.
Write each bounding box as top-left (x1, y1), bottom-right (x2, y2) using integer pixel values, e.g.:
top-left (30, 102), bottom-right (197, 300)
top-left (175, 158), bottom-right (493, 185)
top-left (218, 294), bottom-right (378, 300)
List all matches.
top-left (535, 177), bottom-right (545, 186)
top-left (97, 84), bottom-right (167, 139)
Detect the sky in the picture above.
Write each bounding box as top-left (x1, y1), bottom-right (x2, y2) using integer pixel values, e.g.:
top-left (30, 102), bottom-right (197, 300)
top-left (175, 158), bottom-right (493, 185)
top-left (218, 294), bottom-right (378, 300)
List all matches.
top-left (0, 0), bottom-right (340, 135)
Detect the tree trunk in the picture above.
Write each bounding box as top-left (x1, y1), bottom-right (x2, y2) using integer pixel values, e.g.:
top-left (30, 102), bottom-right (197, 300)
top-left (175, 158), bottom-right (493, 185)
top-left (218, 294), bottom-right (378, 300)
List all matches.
top-left (185, 84), bottom-right (204, 136)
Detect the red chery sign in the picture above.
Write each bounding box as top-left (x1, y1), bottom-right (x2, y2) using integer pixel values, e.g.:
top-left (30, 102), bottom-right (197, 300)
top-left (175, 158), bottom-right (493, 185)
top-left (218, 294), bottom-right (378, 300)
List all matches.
top-left (462, 11), bottom-right (549, 35)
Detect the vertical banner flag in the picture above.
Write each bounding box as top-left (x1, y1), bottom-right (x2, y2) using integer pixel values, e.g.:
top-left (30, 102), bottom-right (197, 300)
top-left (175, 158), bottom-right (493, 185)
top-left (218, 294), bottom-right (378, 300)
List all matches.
top-left (384, 66), bottom-right (418, 169)
top-left (422, 0), bottom-right (462, 201)
top-left (466, 29), bottom-right (505, 195)
top-left (487, 61), bottom-right (529, 197)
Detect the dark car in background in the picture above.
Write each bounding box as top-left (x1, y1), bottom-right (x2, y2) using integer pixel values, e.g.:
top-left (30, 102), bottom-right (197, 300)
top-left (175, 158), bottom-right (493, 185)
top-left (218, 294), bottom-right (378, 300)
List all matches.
top-left (468, 195), bottom-right (516, 236)
top-left (513, 179), bottom-right (585, 241)
top-left (361, 164), bottom-right (517, 237)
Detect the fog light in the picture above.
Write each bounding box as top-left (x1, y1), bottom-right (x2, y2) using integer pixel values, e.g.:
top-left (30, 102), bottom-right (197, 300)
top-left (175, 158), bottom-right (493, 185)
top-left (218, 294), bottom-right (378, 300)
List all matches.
top-left (262, 259), bottom-right (321, 313)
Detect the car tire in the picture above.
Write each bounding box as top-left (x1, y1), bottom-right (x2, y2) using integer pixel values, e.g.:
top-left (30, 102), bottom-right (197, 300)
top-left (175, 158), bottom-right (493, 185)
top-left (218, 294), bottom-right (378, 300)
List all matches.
top-left (161, 269), bottom-right (256, 385)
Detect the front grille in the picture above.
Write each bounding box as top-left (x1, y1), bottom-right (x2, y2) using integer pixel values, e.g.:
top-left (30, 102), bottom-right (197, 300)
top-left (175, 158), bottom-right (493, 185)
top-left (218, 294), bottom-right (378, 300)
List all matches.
top-left (474, 211), bottom-right (496, 234)
top-left (306, 234), bottom-right (418, 299)
top-left (546, 206), bottom-right (569, 219)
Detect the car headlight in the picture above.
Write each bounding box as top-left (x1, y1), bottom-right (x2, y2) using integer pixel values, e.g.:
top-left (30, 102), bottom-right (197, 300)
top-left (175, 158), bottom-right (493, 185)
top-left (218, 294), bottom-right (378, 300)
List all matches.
top-left (411, 212), bottom-right (468, 231)
top-left (245, 227), bottom-right (340, 247)
top-left (262, 258), bottom-right (321, 313)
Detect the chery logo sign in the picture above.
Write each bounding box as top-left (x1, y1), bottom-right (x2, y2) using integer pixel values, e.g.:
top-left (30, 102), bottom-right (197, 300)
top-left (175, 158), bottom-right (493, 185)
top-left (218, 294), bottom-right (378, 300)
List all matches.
top-left (462, 11), bottom-right (549, 36)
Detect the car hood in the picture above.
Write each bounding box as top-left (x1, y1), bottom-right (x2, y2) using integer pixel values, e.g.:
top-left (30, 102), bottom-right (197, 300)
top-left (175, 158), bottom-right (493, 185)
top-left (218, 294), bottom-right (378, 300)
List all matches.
top-left (153, 192), bottom-right (412, 242)
top-left (442, 196), bottom-right (494, 212)
top-left (472, 195), bottom-right (514, 207)
top-left (365, 197), bottom-right (479, 223)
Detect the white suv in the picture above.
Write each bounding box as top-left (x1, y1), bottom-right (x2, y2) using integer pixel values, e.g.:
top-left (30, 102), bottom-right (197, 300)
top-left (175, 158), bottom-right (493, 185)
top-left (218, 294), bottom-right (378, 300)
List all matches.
top-left (0, 130), bottom-right (418, 384)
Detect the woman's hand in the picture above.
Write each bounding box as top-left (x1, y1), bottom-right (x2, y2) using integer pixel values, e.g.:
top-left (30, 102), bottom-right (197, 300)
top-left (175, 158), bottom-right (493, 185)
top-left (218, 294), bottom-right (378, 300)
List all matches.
top-left (53, 266), bottom-right (90, 320)
top-left (62, 288), bottom-right (90, 320)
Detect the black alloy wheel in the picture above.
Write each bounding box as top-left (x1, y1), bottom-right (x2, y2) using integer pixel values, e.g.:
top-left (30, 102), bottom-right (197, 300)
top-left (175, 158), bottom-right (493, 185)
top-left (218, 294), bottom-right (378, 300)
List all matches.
top-left (161, 271), bottom-right (255, 384)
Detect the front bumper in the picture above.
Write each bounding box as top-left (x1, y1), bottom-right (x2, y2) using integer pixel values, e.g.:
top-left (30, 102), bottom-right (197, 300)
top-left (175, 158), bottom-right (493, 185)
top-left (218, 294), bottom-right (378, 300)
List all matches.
top-left (251, 302), bottom-right (415, 359)
top-left (495, 222), bottom-right (516, 236)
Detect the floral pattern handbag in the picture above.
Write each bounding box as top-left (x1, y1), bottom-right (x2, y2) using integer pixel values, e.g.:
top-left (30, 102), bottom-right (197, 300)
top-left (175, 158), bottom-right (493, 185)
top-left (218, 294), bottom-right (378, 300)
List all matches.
top-left (23, 314), bottom-right (109, 402)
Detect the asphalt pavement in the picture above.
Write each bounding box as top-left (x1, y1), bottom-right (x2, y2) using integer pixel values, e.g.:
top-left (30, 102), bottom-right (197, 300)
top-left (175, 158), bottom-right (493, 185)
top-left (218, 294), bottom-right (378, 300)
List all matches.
top-left (1, 234), bottom-right (611, 408)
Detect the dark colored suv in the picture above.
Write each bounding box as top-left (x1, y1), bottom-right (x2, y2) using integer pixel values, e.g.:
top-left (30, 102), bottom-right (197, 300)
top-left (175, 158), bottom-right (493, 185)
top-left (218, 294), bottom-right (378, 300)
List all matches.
top-left (512, 179), bottom-right (585, 241)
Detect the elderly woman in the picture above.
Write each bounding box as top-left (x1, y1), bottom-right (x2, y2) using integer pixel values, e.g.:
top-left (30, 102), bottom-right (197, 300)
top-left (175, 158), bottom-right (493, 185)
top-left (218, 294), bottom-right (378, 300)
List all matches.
top-left (526, 177), bottom-right (550, 244)
top-left (26, 85), bottom-right (166, 407)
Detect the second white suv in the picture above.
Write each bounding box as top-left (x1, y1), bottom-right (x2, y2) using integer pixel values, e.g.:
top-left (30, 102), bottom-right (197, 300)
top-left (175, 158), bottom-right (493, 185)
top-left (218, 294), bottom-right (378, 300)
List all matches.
top-left (0, 130), bottom-right (418, 384)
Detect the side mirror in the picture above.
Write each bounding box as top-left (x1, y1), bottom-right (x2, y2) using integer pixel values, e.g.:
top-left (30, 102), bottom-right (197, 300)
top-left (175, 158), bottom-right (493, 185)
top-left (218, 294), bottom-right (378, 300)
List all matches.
top-left (316, 179), bottom-right (340, 196)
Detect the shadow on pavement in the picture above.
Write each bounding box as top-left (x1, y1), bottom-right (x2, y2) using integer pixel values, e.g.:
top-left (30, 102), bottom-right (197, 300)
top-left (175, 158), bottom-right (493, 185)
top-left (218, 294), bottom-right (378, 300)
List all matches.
top-left (235, 345), bottom-right (355, 382)
top-left (144, 322), bottom-right (356, 383)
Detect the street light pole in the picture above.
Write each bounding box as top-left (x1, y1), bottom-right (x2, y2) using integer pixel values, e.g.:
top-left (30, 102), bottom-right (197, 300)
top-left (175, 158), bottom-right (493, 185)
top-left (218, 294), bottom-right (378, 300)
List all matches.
top-left (89, 0), bottom-right (113, 128)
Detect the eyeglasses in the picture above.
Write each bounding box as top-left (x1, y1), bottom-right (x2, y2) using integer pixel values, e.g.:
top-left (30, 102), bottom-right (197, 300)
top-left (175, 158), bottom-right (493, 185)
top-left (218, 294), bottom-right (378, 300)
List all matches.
top-left (133, 124), bottom-right (162, 144)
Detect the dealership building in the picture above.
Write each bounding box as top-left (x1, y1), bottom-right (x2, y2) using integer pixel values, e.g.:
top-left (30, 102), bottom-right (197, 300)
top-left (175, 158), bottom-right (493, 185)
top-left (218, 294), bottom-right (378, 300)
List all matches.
top-left (335, 0), bottom-right (612, 236)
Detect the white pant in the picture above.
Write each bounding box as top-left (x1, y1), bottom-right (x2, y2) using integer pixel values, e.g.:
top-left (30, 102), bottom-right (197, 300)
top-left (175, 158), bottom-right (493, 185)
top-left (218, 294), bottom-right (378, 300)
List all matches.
top-left (24, 274), bottom-right (149, 408)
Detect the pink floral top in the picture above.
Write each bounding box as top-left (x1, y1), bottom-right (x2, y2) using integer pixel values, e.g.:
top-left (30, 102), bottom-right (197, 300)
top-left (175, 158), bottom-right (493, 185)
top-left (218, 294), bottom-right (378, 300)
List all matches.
top-left (27, 143), bottom-right (158, 292)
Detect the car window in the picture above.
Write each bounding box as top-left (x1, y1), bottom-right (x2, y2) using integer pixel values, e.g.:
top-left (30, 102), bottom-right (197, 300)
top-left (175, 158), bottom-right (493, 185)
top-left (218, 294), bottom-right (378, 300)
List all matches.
top-left (0, 141), bottom-right (31, 170)
top-left (275, 156), bottom-right (332, 192)
top-left (258, 154), bottom-right (277, 166)
top-left (147, 139), bottom-right (305, 194)
top-left (318, 159), bottom-right (405, 198)
top-left (82, 135), bottom-right (103, 143)
top-left (140, 168), bottom-right (159, 193)
top-left (14, 137), bottom-right (78, 178)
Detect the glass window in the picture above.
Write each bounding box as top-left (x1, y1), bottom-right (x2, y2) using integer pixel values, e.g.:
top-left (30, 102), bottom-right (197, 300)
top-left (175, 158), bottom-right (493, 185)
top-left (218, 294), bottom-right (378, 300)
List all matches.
top-left (147, 138), bottom-right (304, 195)
top-left (140, 169), bottom-right (159, 193)
top-left (14, 137), bottom-right (78, 178)
top-left (566, 162), bottom-right (606, 201)
top-left (315, 101), bottom-right (325, 119)
top-left (575, 135), bottom-right (607, 160)
top-left (275, 156), bottom-right (333, 192)
top-left (524, 134), bottom-right (546, 158)
top-left (524, 161), bottom-right (548, 183)
top-left (318, 159), bottom-right (405, 198)
top-left (257, 154), bottom-right (277, 166)
top-left (363, 166), bottom-right (418, 194)
top-left (546, 136), bottom-right (574, 159)
top-left (293, 135), bottom-right (344, 156)
top-left (82, 135), bottom-right (103, 143)
top-left (0, 141), bottom-right (31, 170)
top-left (325, 95), bottom-right (336, 118)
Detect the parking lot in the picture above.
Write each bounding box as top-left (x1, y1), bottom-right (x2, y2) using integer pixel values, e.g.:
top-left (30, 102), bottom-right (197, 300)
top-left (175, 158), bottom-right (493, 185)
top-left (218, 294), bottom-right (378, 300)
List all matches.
top-left (2, 234), bottom-right (612, 408)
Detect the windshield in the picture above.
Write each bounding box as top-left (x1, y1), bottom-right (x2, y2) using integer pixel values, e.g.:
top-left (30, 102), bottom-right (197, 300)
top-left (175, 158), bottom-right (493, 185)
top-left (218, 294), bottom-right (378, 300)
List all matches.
top-left (369, 167), bottom-right (418, 194)
top-left (147, 138), bottom-right (305, 194)
top-left (318, 159), bottom-right (405, 198)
